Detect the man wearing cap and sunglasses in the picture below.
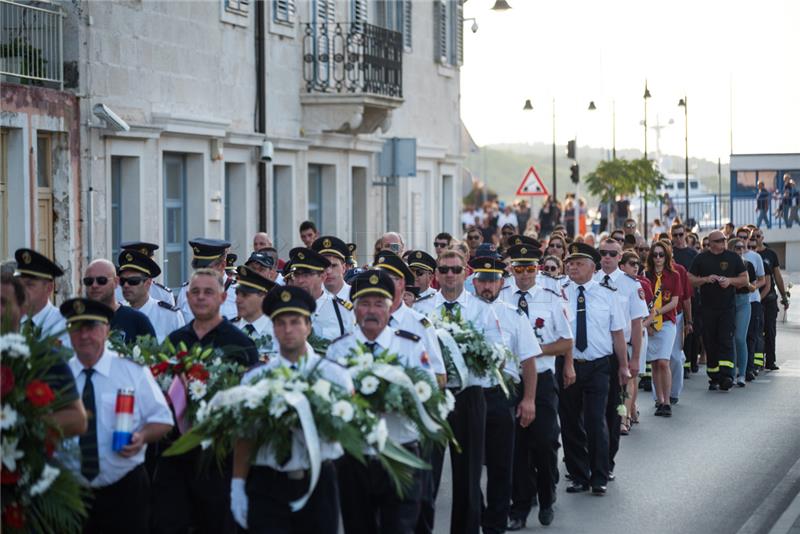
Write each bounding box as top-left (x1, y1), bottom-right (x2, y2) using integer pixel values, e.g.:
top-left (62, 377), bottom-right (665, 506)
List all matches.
top-left (231, 265), bottom-right (277, 358)
top-left (117, 250), bottom-right (184, 343)
top-left (62, 297), bottom-right (173, 534)
top-left (175, 238), bottom-right (239, 323)
top-left (407, 250), bottom-right (438, 316)
top-left (14, 248), bottom-right (70, 343)
top-left (116, 241), bottom-right (175, 305)
top-left (501, 244), bottom-right (574, 529)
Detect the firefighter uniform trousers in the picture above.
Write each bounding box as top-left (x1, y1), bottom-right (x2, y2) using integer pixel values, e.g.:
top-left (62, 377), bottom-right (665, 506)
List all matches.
top-left (747, 300), bottom-right (764, 373)
top-left (700, 307), bottom-right (736, 383)
top-left (481, 385), bottom-right (516, 534)
top-left (509, 370), bottom-right (559, 524)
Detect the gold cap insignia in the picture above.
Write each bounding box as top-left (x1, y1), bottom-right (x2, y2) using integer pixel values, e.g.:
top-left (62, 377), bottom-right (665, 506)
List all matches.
top-left (520, 247), bottom-right (527, 254)
top-left (571, 245), bottom-right (579, 254)
top-left (378, 257), bottom-right (385, 263)
top-left (348, 244), bottom-right (356, 251)
top-left (21, 251), bottom-right (31, 264)
top-left (416, 252), bottom-right (422, 258)
top-left (125, 253), bottom-right (133, 262)
top-left (280, 291), bottom-right (291, 302)
top-left (193, 246), bottom-right (200, 254)
top-left (139, 247), bottom-right (148, 255)
top-left (238, 266), bottom-right (247, 276)
top-left (513, 238), bottom-right (521, 245)
top-left (484, 262), bottom-right (491, 269)
top-left (73, 300), bottom-right (85, 314)
top-left (323, 238), bottom-right (331, 248)
top-left (369, 274), bottom-right (379, 284)
top-left (297, 252), bottom-right (305, 260)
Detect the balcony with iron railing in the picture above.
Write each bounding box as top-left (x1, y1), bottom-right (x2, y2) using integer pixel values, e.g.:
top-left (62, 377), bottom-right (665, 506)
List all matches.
top-left (0, 0), bottom-right (64, 89)
top-left (300, 22), bottom-right (403, 135)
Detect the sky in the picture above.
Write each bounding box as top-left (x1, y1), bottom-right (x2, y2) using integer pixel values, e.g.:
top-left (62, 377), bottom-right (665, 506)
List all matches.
top-left (459, 0), bottom-right (800, 163)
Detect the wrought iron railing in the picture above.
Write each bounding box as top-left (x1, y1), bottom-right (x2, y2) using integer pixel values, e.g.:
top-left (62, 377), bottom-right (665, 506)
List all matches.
top-left (302, 22), bottom-right (402, 98)
top-left (0, 0), bottom-right (63, 88)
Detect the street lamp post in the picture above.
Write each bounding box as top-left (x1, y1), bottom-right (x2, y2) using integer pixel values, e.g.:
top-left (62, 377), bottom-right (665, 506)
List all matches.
top-left (678, 96), bottom-right (689, 224)
top-left (612, 99), bottom-right (617, 160)
top-left (643, 81), bottom-right (652, 232)
top-left (522, 98), bottom-right (557, 199)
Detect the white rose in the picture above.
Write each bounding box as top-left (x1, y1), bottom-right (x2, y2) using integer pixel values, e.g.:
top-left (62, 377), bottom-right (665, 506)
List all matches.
top-left (360, 375), bottom-right (380, 395)
top-left (0, 404), bottom-right (18, 430)
top-left (188, 380), bottom-right (207, 401)
top-left (331, 400), bottom-right (354, 423)
top-left (30, 464), bottom-right (60, 496)
top-left (414, 381), bottom-right (432, 403)
top-left (312, 379), bottom-right (332, 401)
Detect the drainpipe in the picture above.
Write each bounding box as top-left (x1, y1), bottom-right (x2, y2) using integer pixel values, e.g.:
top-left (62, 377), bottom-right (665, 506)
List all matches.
top-left (255, 0), bottom-right (267, 231)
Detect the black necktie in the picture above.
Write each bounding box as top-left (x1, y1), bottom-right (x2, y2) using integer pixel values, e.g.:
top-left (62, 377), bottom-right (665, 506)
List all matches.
top-left (517, 290), bottom-right (529, 317)
top-left (365, 341), bottom-right (378, 354)
top-left (80, 369), bottom-right (100, 481)
top-left (603, 274), bottom-right (611, 287)
top-left (443, 301), bottom-right (458, 319)
top-left (576, 286), bottom-right (588, 352)
top-left (244, 324), bottom-right (256, 336)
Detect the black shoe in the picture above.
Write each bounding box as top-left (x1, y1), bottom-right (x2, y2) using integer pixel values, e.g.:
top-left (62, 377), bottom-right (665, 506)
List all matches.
top-left (538, 507), bottom-right (554, 526)
top-left (684, 369), bottom-right (691, 379)
top-left (608, 472), bottom-right (615, 482)
top-left (591, 485), bottom-right (607, 495)
top-left (564, 473), bottom-right (573, 481)
top-left (766, 364), bottom-right (780, 371)
top-left (643, 380), bottom-right (652, 392)
top-left (670, 397), bottom-right (679, 405)
top-left (691, 364), bottom-right (699, 373)
top-left (654, 404), bottom-right (663, 416)
top-left (745, 371), bottom-right (755, 382)
top-left (719, 377), bottom-right (733, 391)
top-left (662, 404), bottom-right (672, 417)
top-left (507, 518), bottom-right (526, 531)
top-left (566, 481), bottom-right (589, 493)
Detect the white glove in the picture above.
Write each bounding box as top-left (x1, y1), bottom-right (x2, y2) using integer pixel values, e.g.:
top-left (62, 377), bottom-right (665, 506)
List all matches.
top-left (230, 478), bottom-right (248, 529)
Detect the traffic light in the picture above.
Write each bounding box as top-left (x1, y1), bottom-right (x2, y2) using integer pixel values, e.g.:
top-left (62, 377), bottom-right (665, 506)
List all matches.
top-left (566, 140), bottom-right (576, 160)
top-left (570, 163), bottom-right (580, 184)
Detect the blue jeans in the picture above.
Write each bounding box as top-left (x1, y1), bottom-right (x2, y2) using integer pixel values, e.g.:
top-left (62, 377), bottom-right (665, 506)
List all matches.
top-left (734, 293), bottom-right (752, 379)
top-left (756, 209), bottom-right (770, 229)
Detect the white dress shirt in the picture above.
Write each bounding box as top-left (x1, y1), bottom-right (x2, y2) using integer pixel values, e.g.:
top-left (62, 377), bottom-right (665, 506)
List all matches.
top-left (593, 268), bottom-right (649, 343)
top-left (390, 304), bottom-right (446, 375)
top-left (333, 282), bottom-right (351, 303)
top-left (480, 299), bottom-right (540, 385)
top-left (115, 283), bottom-right (174, 307)
top-left (242, 347), bottom-right (354, 471)
top-left (24, 300), bottom-right (70, 347)
top-left (64, 349), bottom-right (173, 488)
top-left (232, 314), bottom-right (276, 356)
top-left (312, 291), bottom-right (355, 341)
top-left (136, 297), bottom-right (185, 342)
top-left (412, 287), bottom-right (437, 316)
top-left (563, 279), bottom-right (626, 361)
top-left (327, 326), bottom-right (435, 445)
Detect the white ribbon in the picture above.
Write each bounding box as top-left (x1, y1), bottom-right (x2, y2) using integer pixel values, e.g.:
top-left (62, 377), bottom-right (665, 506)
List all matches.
top-left (435, 328), bottom-right (468, 392)
top-left (283, 391), bottom-right (321, 512)
top-left (371, 363), bottom-right (442, 435)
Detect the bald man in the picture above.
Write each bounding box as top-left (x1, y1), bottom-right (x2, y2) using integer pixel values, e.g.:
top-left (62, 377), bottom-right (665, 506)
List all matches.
top-left (83, 259), bottom-right (156, 344)
top-left (380, 232), bottom-right (405, 257)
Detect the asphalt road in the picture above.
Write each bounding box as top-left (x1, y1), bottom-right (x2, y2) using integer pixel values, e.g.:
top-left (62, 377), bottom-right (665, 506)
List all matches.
top-left (433, 324), bottom-right (800, 534)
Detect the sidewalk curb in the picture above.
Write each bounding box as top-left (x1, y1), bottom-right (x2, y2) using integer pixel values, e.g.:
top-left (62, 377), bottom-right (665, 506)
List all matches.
top-left (736, 454), bottom-right (800, 534)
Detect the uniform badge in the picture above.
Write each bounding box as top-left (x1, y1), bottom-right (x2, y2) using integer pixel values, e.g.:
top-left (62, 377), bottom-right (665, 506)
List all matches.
top-left (323, 238), bottom-right (332, 248)
top-left (416, 252), bottom-right (422, 259)
top-left (238, 266), bottom-right (247, 276)
top-left (513, 237), bottom-right (521, 245)
top-left (571, 245), bottom-right (579, 254)
top-left (125, 253), bottom-right (134, 262)
top-left (297, 252), bottom-right (305, 260)
top-left (193, 246), bottom-right (200, 254)
top-left (578, 296), bottom-right (585, 304)
top-left (73, 300), bottom-right (85, 314)
top-left (520, 247), bottom-right (527, 254)
top-left (369, 274), bottom-right (379, 285)
top-left (21, 251), bottom-right (31, 264)
top-left (420, 352), bottom-right (430, 367)
top-left (484, 262), bottom-right (491, 269)
top-left (378, 257), bottom-right (386, 263)
top-left (519, 299), bottom-right (528, 308)
top-left (280, 291), bottom-right (291, 302)
top-left (720, 261), bottom-right (728, 270)
top-left (139, 247), bottom-right (148, 255)
top-left (638, 288), bottom-right (645, 300)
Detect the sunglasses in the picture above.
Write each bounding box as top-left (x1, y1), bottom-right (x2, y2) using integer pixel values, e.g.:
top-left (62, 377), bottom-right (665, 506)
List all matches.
top-left (710, 238), bottom-right (726, 243)
top-left (437, 265), bottom-right (464, 274)
top-left (548, 243), bottom-right (564, 249)
top-left (652, 252), bottom-right (666, 258)
top-left (83, 276), bottom-right (109, 286)
top-left (433, 241), bottom-right (448, 248)
top-left (119, 276), bottom-right (147, 286)
top-left (626, 261), bottom-right (640, 267)
top-left (513, 265), bottom-right (538, 274)
top-left (467, 235), bottom-right (482, 241)
top-left (748, 244), bottom-right (757, 250)
top-left (734, 245), bottom-right (745, 250)
top-left (541, 265), bottom-right (559, 273)
top-left (599, 250), bottom-right (619, 258)
top-left (672, 232), bottom-right (684, 238)
top-left (411, 268), bottom-right (430, 277)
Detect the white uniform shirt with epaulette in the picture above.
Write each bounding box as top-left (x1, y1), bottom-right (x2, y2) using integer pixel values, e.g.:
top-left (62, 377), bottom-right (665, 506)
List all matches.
top-left (176, 281), bottom-right (238, 323)
top-left (593, 268), bottom-right (649, 343)
top-left (389, 303), bottom-right (445, 375)
top-left (412, 288), bottom-right (437, 316)
top-left (312, 290), bottom-right (355, 341)
top-left (430, 287), bottom-right (489, 326)
top-left (135, 297), bottom-right (184, 343)
top-left (480, 298), bottom-right (541, 386)
top-left (500, 280), bottom-right (572, 375)
top-left (241, 346), bottom-right (353, 471)
top-left (563, 278), bottom-right (626, 360)
top-left (232, 314), bottom-right (276, 357)
top-left (23, 301), bottom-right (70, 347)
top-left (63, 348), bottom-right (173, 488)
top-left (115, 283), bottom-right (174, 308)
top-left (333, 282), bottom-right (351, 303)
top-left (327, 326), bottom-right (435, 445)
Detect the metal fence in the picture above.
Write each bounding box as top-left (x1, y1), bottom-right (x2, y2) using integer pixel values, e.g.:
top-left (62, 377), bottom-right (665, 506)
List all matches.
top-left (0, 0), bottom-right (63, 89)
top-left (652, 194), bottom-right (796, 231)
top-left (302, 22), bottom-right (403, 97)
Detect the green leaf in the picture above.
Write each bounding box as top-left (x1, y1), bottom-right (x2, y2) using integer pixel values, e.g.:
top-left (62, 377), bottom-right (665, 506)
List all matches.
top-left (163, 430), bottom-right (206, 456)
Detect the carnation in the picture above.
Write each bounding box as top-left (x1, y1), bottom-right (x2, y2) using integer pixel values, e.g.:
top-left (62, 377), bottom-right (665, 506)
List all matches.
top-left (414, 381), bottom-right (432, 403)
top-left (331, 400), bottom-right (354, 423)
top-left (359, 375), bottom-right (380, 395)
top-left (188, 380), bottom-right (207, 402)
top-left (0, 333), bottom-right (30, 358)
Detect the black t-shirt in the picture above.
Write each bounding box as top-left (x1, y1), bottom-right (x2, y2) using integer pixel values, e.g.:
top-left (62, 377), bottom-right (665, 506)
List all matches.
top-left (689, 250), bottom-right (746, 310)
top-left (672, 246), bottom-right (698, 271)
top-left (758, 246), bottom-right (780, 299)
top-left (111, 305), bottom-right (156, 344)
top-left (736, 262), bottom-right (757, 295)
top-left (168, 318), bottom-right (259, 368)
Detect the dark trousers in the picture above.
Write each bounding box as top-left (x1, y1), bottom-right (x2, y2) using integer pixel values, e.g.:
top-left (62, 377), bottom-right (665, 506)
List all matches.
top-left (414, 442), bottom-right (444, 534)
top-left (763, 298), bottom-right (779, 368)
top-left (701, 307), bottom-right (736, 383)
top-left (84, 464), bottom-right (150, 534)
top-left (338, 445), bottom-right (423, 534)
top-left (151, 448), bottom-right (235, 534)
top-left (246, 461), bottom-right (339, 534)
top-left (481, 386), bottom-right (516, 534)
top-left (685, 301), bottom-right (703, 371)
top-left (510, 371), bottom-right (559, 522)
top-left (559, 356), bottom-right (611, 487)
top-left (747, 301), bottom-right (763, 372)
top-left (605, 356), bottom-right (622, 472)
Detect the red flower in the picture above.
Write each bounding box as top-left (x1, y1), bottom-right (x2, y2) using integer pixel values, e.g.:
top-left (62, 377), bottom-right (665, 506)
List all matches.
top-left (150, 361), bottom-right (170, 377)
top-left (186, 363), bottom-right (209, 383)
top-left (1, 466), bottom-right (20, 485)
top-left (25, 380), bottom-right (55, 407)
top-left (0, 365), bottom-right (14, 398)
top-left (176, 350), bottom-right (189, 359)
top-left (3, 502), bottom-right (24, 529)
top-left (534, 318), bottom-right (545, 329)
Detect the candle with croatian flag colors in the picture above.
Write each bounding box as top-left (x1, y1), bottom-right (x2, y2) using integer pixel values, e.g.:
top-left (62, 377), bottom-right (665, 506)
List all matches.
top-left (112, 388), bottom-right (135, 452)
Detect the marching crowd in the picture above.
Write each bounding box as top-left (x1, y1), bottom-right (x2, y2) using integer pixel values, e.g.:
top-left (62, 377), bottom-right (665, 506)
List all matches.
top-left (0, 212), bottom-right (791, 534)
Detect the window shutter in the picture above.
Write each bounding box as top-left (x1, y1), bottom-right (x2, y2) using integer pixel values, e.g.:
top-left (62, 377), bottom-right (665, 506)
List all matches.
top-left (403, 0), bottom-right (412, 49)
top-left (317, 0), bottom-right (335, 23)
top-left (273, 0), bottom-right (295, 22)
top-left (352, 0), bottom-right (367, 24)
top-left (225, 0), bottom-right (249, 16)
top-left (455, 0), bottom-right (463, 65)
top-left (434, 0), bottom-right (447, 64)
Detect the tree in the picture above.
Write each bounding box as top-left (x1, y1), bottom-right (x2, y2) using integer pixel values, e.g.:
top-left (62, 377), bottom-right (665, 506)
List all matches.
top-left (584, 158), bottom-right (664, 203)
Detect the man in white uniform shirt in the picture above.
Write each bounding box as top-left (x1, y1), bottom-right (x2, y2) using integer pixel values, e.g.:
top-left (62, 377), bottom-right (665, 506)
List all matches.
top-left (502, 244), bottom-right (573, 529)
top-left (230, 265), bottom-right (277, 359)
top-left (175, 238), bottom-right (238, 322)
top-left (560, 243), bottom-right (628, 496)
top-left (286, 247), bottom-right (354, 342)
top-left (117, 250), bottom-right (184, 342)
top-left (14, 248), bottom-right (69, 344)
top-left (312, 235), bottom-right (352, 302)
top-left (407, 250), bottom-right (438, 316)
top-left (61, 298), bottom-right (172, 533)
top-left (468, 255), bottom-right (540, 534)
top-left (593, 238), bottom-right (648, 477)
top-left (116, 241), bottom-right (174, 305)
top-left (327, 270), bottom-right (433, 534)
top-left (231, 286), bottom-right (352, 533)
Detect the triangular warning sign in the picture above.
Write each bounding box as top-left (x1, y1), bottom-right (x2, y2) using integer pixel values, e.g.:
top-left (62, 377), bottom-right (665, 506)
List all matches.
top-left (516, 166), bottom-right (549, 197)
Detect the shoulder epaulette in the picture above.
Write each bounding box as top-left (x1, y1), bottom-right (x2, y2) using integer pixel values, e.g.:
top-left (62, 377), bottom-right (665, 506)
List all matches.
top-left (419, 317), bottom-right (431, 328)
top-left (180, 281), bottom-right (189, 287)
top-left (158, 300), bottom-right (180, 312)
top-left (416, 293), bottom-right (434, 302)
top-left (154, 281), bottom-right (173, 293)
top-left (543, 287), bottom-right (562, 298)
top-left (230, 316), bottom-right (241, 323)
top-left (395, 329), bottom-right (421, 342)
top-left (625, 273), bottom-right (639, 282)
top-left (600, 283), bottom-right (617, 292)
top-left (330, 332), bottom-right (351, 344)
top-left (561, 281), bottom-right (570, 288)
top-left (335, 297), bottom-right (353, 311)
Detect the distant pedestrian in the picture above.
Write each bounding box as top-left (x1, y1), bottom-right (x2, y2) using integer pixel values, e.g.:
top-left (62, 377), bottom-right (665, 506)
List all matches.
top-left (755, 181), bottom-right (771, 229)
top-left (614, 196), bottom-right (630, 230)
top-left (782, 176), bottom-right (800, 228)
top-left (598, 201), bottom-right (609, 233)
top-left (516, 200), bottom-right (532, 236)
top-left (538, 196), bottom-right (559, 238)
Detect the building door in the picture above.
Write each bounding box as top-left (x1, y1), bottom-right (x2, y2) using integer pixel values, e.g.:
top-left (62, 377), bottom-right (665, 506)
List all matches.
top-left (163, 153), bottom-right (187, 290)
top-left (36, 134), bottom-right (53, 259)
